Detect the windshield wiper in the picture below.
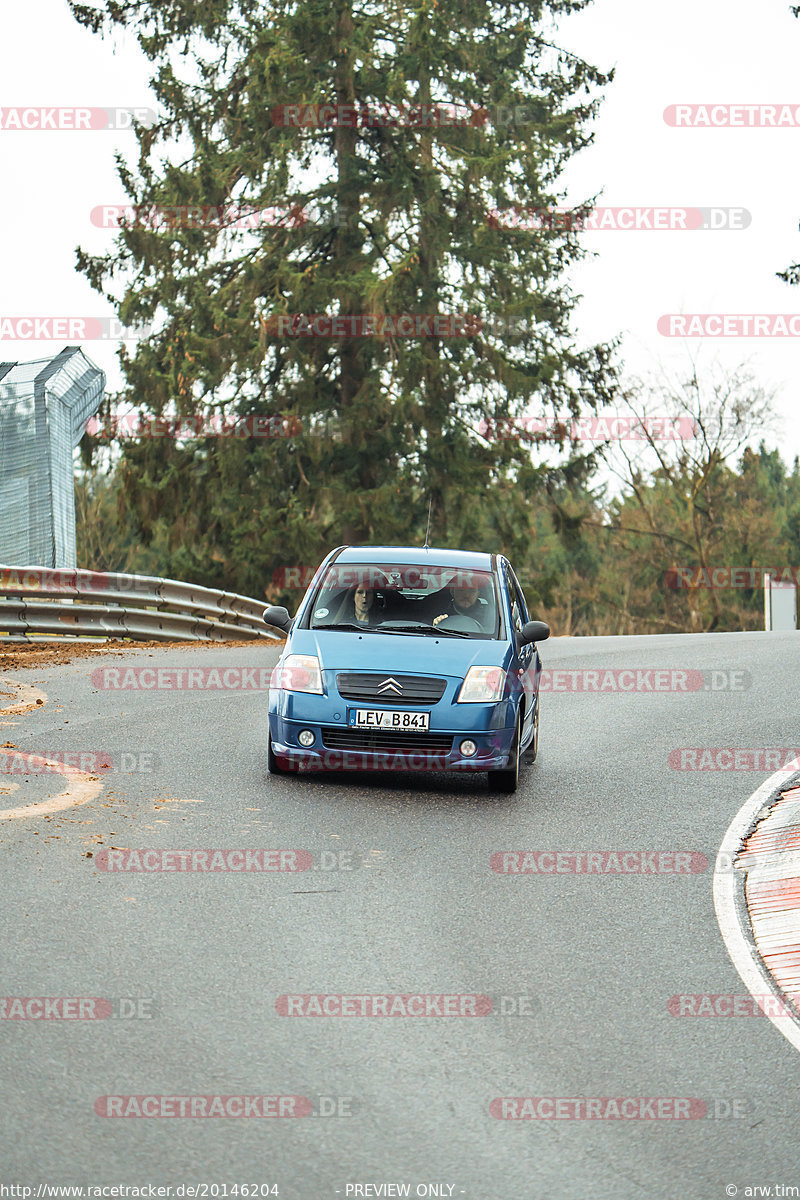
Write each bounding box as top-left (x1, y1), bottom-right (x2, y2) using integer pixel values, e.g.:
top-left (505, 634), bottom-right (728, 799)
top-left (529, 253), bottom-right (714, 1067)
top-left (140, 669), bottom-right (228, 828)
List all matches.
top-left (378, 622), bottom-right (473, 638)
top-left (313, 622), bottom-right (378, 633)
top-left (313, 621), bottom-right (475, 638)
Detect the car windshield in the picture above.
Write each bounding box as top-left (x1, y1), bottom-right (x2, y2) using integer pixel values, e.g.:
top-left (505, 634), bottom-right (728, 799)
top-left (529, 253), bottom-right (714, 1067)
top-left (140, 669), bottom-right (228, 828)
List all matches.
top-left (307, 562), bottom-right (500, 639)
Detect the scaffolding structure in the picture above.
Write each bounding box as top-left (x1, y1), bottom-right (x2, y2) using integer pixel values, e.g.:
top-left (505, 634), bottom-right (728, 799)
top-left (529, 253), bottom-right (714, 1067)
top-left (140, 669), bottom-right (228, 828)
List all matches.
top-left (0, 346), bottom-right (105, 567)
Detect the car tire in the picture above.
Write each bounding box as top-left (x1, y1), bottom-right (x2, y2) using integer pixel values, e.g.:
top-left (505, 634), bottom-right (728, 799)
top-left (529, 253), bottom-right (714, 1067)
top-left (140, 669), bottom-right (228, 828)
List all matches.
top-left (488, 711), bottom-right (521, 794)
top-left (526, 696), bottom-right (539, 763)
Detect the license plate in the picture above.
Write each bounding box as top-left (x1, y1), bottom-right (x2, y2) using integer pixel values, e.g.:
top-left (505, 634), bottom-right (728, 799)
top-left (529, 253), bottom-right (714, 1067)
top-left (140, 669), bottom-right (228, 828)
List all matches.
top-left (349, 708), bottom-right (430, 730)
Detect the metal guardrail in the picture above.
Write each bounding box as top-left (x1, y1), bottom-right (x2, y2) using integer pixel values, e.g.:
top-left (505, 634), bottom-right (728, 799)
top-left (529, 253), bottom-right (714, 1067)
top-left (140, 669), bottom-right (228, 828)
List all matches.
top-left (0, 566), bottom-right (281, 643)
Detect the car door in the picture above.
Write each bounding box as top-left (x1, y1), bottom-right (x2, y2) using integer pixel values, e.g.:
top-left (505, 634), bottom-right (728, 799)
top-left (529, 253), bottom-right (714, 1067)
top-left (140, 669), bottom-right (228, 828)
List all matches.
top-left (504, 563), bottom-right (535, 749)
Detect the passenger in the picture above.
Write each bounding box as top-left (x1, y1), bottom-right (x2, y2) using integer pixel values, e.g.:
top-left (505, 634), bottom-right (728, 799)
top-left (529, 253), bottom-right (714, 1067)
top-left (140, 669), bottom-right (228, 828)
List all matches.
top-left (335, 584), bottom-right (381, 627)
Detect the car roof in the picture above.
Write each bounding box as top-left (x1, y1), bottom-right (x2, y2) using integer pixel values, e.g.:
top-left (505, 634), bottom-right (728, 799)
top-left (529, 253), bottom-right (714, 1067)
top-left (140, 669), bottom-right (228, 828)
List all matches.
top-left (335, 546), bottom-right (495, 570)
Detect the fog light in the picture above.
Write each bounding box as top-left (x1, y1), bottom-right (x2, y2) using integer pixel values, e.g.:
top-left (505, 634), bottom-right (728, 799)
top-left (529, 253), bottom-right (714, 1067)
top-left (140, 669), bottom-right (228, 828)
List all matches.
top-left (460, 739), bottom-right (477, 757)
top-left (298, 729), bottom-right (315, 747)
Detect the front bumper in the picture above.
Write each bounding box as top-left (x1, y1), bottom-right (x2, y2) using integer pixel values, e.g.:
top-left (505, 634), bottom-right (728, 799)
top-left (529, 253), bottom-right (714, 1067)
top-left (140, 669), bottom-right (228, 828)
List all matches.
top-left (269, 734), bottom-right (513, 773)
top-left (268, 690), bottom-right (517, 773)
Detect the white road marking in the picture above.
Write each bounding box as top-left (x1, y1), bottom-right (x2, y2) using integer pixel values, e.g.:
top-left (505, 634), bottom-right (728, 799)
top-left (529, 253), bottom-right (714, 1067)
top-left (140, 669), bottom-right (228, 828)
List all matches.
top-left (0, 750), bottom-right (104, 819)
top-left (713, 759), bottom-right (800, 1054)
top-left (0, 679), bottom-right (48, 716)
top-left (0, 684), bottom-right (105, 818)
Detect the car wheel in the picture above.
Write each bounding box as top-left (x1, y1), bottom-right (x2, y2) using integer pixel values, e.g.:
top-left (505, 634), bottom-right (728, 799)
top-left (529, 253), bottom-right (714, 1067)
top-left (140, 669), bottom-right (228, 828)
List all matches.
top-left (268, 728), bottom-right (288, 775)
top-left (526, 696), bottom-right (540, 763)
top-left (488, 712), bottom-right (521, 794)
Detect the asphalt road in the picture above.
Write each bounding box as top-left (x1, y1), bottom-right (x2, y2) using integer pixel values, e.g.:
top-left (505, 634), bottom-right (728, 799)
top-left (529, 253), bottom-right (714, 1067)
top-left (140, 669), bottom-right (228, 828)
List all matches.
top-left (1, 631), bottom-right (799, 1199)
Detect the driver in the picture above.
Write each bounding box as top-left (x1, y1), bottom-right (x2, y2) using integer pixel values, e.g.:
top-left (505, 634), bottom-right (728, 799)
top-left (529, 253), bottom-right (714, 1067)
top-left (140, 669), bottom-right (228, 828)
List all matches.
top-left (431, 583), bottom-right (491, 630)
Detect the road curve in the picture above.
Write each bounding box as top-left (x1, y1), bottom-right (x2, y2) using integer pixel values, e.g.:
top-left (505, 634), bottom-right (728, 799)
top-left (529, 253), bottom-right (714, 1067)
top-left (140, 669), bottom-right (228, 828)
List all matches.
top-left (1, 631), bottom-right (798, 1198)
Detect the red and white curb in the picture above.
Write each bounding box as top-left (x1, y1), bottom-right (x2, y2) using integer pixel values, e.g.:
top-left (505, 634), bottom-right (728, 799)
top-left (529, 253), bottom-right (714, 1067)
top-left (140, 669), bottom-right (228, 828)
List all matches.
top-left (714, 761), bottom-right (800, 1053)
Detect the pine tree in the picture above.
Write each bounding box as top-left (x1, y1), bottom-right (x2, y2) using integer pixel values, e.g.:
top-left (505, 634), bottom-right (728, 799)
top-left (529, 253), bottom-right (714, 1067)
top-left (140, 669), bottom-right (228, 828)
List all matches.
top-left (72, 0), bottom-right (614, 597)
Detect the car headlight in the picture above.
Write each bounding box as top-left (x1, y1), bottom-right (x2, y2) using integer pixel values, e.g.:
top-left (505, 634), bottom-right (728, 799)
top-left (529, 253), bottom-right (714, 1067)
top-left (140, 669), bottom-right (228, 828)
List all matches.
top-left (457, 666), bottom-right (507, 703)
top-left (271, 654), bottom-right (323, 694)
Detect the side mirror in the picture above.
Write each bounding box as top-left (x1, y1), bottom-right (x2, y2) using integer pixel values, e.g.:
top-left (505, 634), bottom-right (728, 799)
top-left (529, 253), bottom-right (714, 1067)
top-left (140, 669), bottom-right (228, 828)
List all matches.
top-left (263, 605), bottom-right (293, 633)
top-left (519, 619), bottom-right (550, 646)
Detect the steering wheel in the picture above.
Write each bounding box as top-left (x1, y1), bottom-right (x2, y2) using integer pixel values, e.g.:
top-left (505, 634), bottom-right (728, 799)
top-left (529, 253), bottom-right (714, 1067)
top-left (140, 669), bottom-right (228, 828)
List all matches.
top-left (433, 613), bottom-right (483, 633)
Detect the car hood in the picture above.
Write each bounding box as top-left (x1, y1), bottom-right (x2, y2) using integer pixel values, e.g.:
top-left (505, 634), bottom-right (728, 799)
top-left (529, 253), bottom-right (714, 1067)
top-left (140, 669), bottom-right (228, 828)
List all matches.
top-left (287, 628), bottom-right (513, 676)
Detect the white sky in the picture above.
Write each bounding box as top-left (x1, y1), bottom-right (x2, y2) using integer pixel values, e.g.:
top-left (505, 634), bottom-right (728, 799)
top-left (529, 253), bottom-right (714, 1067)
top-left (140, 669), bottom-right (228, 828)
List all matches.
top-left (1, 0), bottom-right (799, 459)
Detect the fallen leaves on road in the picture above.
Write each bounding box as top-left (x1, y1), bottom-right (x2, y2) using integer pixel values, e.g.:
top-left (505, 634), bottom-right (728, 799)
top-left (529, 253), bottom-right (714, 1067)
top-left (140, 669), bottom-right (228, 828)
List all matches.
top-left (0, 637), bottom-right (278, 672)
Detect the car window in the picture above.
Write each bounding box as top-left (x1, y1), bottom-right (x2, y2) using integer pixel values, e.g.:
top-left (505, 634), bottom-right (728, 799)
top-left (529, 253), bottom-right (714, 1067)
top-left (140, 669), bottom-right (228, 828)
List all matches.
top-left (306, 562), bottom-right (500, 638)
top-left (505, 565), bottom-right (528, 634)
top-left (508, 566), bottom-right (529, 622)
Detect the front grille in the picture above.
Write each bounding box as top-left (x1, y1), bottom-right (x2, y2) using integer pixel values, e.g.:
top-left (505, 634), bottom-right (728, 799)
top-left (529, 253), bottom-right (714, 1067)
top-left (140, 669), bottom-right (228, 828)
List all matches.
top-left (336, 673), bottom-right (447, 704)
top-left (321, 727), bottom-right (454, 754)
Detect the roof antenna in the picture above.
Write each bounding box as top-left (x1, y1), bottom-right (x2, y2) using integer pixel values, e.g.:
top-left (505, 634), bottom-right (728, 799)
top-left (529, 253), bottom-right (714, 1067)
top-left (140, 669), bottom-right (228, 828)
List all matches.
top-left (423, 495), bottom-right (432, 549)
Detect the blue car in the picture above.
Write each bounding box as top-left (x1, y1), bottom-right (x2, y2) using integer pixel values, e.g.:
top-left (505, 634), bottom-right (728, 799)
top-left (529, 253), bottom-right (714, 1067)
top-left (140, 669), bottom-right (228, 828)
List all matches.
top-left (263, 546), bottom-right (550, 793)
